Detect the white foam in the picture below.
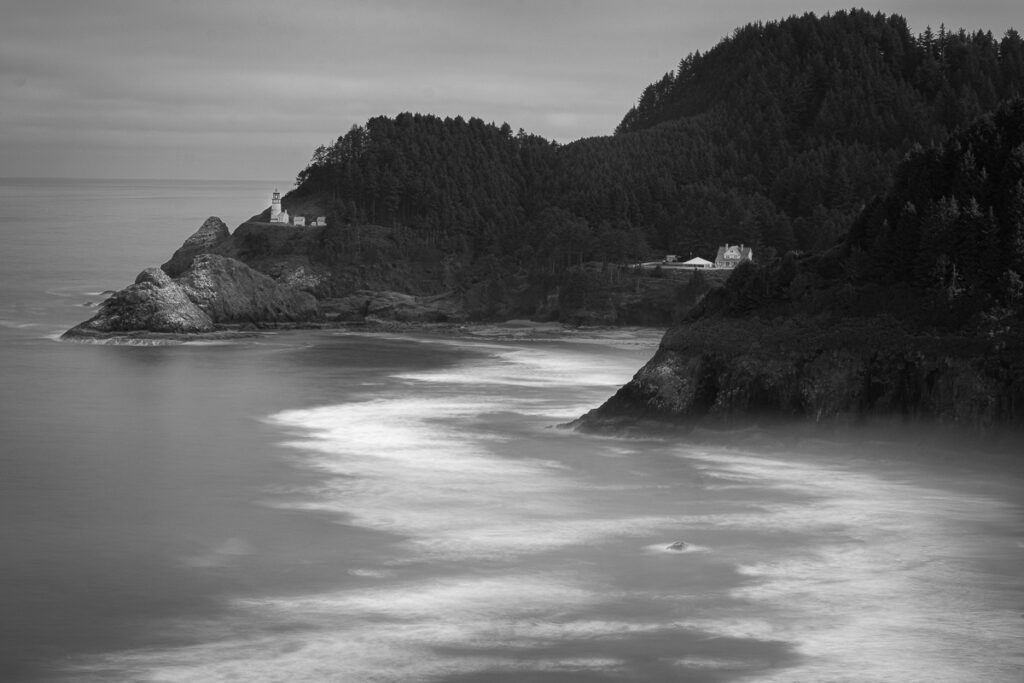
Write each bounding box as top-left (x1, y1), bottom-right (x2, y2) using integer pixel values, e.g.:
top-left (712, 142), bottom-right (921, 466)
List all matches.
top-left (675, 617), bottom-right (779, 641)
top-left (674, 446), bottom-right (1024, 682)
top-left (674, 656), bottom-right (755, 671)
top-left (63, 340), bottom-right (686, 681)
top-left (57, 334), bottom-right (185, 346)
top-left (71, 573), bottom-right (642, 682)
top-left (395, 344), bottom-right (645, 389)
top-left (60, 338), bottom-right (1024, 682)
top-left (266, 394), bottom-right (695, 562)
top-left (182, 340), bottom-right (238, 346)
top-left (346, 568), bottom-right (396, 579)
top-left (0, 318), bottom-right (37, 329)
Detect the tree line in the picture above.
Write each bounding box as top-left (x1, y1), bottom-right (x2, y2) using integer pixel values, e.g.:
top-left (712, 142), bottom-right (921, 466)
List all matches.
top-left (288, 9), bottom-right (1023, 292)
top-left (701, 98), bottom-right (1024, 330)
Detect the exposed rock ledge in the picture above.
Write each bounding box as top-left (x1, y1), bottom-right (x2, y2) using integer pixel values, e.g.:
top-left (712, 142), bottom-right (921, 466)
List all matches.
top-left (161, 216), bottom-right (231, 277)
top-left (575, 315), bottom-right (1024, 436)
top-left (64, 252), bottom-right (318, 339)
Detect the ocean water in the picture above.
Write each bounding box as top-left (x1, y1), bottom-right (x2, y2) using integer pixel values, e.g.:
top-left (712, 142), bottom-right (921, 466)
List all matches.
top-left (1, 178), bottom-right (1023, 682)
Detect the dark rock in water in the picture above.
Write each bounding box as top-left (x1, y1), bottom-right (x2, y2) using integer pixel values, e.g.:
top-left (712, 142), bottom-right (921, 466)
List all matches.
top-left (325, 289), bottom-right (465, 323)
top-left (64, 267), bottom-right (214, 336)
top-left (576, 314), bottom-right (1024, 435)
top-left (176, 254), bottom-right (318, 323)
top-left (63, 255), bottom-right (319, 339)
top-left (666, 541), bottom-right (689, 551)
top-left (161, 216), bottom-right (231, 277)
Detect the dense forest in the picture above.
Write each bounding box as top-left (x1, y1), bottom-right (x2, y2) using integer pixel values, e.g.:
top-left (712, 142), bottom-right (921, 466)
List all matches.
top-left (702, 97), bottom-right (1024, 331)
top-left (286, 9), bottom-right (1023, 299)
top-left (581, 98), bottom-right (1024, 432)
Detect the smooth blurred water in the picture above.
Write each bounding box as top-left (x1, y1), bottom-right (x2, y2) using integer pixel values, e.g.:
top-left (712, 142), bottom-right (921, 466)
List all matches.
top-left (1, 179), bottom-right (1023, 682)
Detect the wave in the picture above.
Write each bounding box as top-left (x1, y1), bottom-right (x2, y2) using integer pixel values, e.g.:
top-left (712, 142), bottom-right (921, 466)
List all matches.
top-left (57, 334), bottom-right (187, 346)
top-left (265, 397), bottom-right (681, 561)
top-left (673, 447), bottom-right (1024, 682)
top-left (0, 318), bottom-right (38, 329)
top-left (56, 333), bottom-right (256, 346)
top-left (43, 287), bottom-right (116, 299)
top-left (57, 337), bottom-right (1024, 682)
top-left (395, 344), bottom-right (647, 391)
top-left (68, 572), bottom-right (647, 682)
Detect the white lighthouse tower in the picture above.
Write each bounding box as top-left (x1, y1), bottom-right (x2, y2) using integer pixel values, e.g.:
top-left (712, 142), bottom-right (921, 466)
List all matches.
top-left (270, 189), bottom-right (289, 224)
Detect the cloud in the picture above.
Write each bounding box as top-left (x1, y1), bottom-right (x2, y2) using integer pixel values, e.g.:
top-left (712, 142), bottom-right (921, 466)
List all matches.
top-left (1, 0), bottom-right (1020, 178)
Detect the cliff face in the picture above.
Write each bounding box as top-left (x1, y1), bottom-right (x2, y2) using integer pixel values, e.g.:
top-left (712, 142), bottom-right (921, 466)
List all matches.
top-left (579, 315), bottom-right (1024, 434)
top-left (161, 216), bottom-right (231, 277)
top-left (67, 214), bottom-right (702, 337)
top-left (175, 254), bottom-right (318, 324)
top-left (64, 243), bottom-right (318, 339)
top-left (66, 267), bottom-right (215, 336)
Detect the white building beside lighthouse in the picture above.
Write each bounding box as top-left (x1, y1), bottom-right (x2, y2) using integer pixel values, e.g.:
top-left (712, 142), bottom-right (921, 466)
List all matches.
top-left (270, 189), bottom-right (290, 224)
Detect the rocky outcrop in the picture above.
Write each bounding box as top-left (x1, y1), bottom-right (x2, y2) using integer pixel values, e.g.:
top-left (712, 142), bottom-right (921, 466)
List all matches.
top-left (161, 216), bottom-right (231, 277)
top-left (323, 290), bottom-right (466, 323)
top-left (64, 267), bottom-right (214, 336)
top-left (577, 315), bottom-right (1024, 434)
top-left (176, 254), bottom-right (319, 323)
top-left (64, 254), bottom-right (319, 339)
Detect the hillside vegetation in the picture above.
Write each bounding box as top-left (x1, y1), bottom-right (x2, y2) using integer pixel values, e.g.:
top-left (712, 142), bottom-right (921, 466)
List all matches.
top-left (700, 98), bottom-right (1024, 329)
top-left (290, 9), bottom-right (1023, 275)
top-left (72, 10), bottom-right (1024, 335)
top-left (581, 99), bottom-right (1024, 433)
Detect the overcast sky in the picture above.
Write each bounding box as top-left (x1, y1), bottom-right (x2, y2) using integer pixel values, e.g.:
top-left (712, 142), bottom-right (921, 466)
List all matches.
top-left (1, 0), bottom-right (1019, 181)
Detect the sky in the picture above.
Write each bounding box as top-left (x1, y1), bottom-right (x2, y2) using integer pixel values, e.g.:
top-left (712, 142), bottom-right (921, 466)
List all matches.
top-left (1, 0), bottom-right (1020, 181)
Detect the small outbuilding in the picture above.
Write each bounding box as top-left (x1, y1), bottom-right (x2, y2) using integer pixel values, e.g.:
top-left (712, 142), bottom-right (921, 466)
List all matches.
top-left (681, 256), bottom-right (713, 269)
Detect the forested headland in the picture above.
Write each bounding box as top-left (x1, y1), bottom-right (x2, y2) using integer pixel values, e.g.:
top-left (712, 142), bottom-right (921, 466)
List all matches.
top-left (288, 9), bottom-right (1023, 277)
top-left (580, 98), bottom-right (1024, 434)
top-left (69, 9), bottom-right (1024, 336)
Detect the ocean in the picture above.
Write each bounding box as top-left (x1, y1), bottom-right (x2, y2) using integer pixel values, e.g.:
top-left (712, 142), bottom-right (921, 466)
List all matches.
top-left (1, 178), bottom-right (1022, 682)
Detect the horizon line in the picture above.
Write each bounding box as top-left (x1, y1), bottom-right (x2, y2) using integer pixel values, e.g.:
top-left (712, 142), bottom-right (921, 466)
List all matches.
top-left (0, 176), bottom-right (295, 185)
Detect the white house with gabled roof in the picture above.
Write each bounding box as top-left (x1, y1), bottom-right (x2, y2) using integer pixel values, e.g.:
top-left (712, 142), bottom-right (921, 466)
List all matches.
top-left (714, 244), bottom-right (753, 269)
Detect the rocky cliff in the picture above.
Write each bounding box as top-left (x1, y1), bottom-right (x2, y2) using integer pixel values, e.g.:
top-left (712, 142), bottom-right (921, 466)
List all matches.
top-left (161, 216), bottom-right (231, 277)
top-left (64, 242), bottom-right (318, 339)
top-left (174, 254), bottom-right (318, 324)
top-left (65, 210), bottom-right (712, 337)
top-left (577, 313), bottom-right (1024, 435)
top-left (65, 267), bottom-right (216, 336)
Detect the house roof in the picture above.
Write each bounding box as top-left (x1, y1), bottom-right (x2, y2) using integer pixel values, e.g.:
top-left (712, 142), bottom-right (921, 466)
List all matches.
top-left (681, 257), bottom-right (713, 266)
top-left (715, 244), bottom-right (753, 261)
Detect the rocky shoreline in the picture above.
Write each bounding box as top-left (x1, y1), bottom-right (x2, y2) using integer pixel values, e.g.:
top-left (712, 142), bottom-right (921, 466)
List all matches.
top-left (62, 202), bottom-right (1024, 441)
top-left (62, 314), bottom-right (656, 345)
top-left (574, 313), bottom-right (1024, 438)
top-left (63, 253), bottom-right (319, 339)
top-left (62, 255), bottom-right (1024, 444)
top-left (63, 215), bottom-right (706, 339)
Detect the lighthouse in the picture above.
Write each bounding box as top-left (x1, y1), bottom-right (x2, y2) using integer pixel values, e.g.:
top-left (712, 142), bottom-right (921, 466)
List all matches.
top-left (269, 189), bottom-right (289, 224)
